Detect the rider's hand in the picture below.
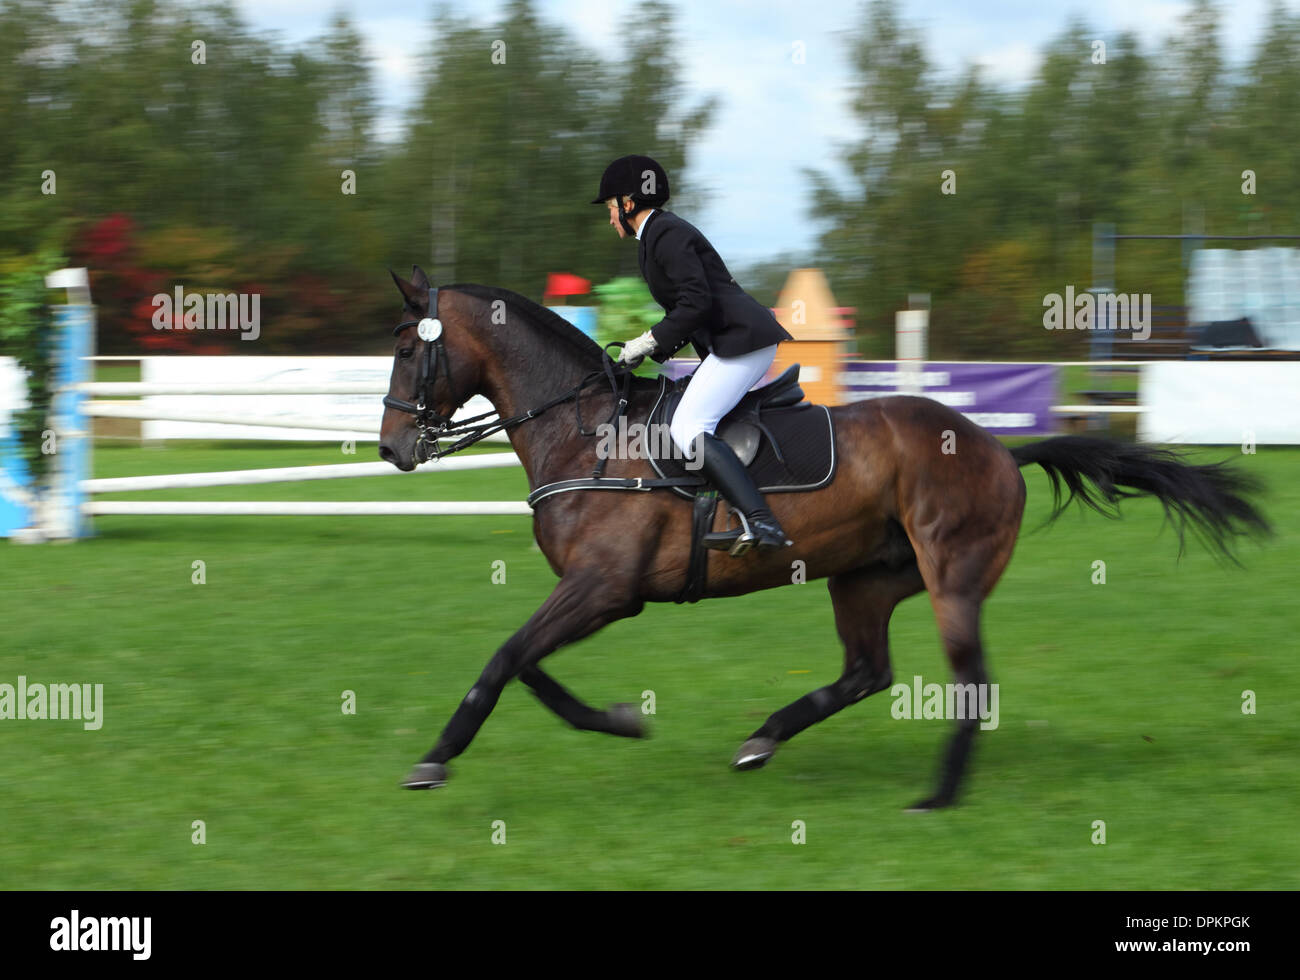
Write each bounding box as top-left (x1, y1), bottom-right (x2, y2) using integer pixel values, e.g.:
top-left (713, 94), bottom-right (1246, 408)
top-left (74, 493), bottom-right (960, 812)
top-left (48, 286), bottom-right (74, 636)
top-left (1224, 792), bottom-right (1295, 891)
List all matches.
top-left (617, 330), bottom-right (658, 368)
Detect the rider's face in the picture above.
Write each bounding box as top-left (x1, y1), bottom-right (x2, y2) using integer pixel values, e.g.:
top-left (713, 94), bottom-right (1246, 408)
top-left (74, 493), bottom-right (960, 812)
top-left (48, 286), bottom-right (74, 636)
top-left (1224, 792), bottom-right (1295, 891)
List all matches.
top-left (606, 197), bottom-right (630, 239)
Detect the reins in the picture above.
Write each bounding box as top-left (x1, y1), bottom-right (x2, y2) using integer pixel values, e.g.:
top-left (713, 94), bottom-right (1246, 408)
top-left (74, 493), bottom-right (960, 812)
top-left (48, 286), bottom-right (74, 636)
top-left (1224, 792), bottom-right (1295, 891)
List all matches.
top-left (383, 286), bottom-right (633, 464)
top-left (382, 286), bottom-right (706, 501)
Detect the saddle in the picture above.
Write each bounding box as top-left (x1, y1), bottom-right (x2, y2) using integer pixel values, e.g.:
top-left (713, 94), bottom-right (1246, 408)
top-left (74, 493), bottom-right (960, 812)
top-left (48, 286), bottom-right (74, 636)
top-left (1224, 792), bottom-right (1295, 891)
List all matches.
top-left (646, 364), bottom-right (838, 603)
top-left (525, 363), bottom-right (837, 605)
top-left (646, 363), bottom-right (837, 497)
top-left (656, 364), bottom-right (803, 465)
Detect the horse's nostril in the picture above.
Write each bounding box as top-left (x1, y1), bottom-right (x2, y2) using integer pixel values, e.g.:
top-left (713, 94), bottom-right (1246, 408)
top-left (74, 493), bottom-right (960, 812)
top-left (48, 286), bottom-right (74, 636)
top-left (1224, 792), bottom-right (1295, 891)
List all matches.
top-left (378, 445), bottom-right (396, 464)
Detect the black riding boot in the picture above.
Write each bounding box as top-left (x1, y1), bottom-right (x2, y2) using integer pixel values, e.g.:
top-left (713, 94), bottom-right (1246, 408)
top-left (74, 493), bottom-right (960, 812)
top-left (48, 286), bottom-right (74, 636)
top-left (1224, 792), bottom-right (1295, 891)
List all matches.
top-left (694, 432), bottom-right (792, 556)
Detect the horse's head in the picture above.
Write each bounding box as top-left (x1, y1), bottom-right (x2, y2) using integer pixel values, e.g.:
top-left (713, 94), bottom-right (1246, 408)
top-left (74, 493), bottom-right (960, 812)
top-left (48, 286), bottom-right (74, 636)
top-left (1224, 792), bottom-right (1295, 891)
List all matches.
top-left (379, 266), bottom-right (484, 470)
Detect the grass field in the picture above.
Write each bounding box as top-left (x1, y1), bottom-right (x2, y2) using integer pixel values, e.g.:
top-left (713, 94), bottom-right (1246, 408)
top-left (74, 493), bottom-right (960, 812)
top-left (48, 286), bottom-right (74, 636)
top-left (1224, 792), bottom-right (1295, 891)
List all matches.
top-left (3, 437), bottom-right (1297, 889)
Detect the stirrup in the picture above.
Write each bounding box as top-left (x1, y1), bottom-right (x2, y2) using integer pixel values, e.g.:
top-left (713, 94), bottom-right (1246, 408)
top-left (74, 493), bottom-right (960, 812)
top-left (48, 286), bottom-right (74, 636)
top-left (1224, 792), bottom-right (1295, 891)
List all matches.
top-left (703, 509), bottom-right (755, 556)
top-left (703, 509), bottom-right (791, 557)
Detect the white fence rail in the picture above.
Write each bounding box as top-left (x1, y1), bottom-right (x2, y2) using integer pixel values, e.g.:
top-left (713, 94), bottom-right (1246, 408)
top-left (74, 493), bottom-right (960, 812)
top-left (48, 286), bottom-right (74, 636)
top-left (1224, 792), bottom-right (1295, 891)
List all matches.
top-left (78, 382), bottom-right (388, 396)
top-left (88, 501), bottom-right (532, 516)
top-left (85, 400), bottom-right (386, 434)
top-left (73, 365), bottom-right (526, 520)
top-left (80, 452), bottom-right (520, 494)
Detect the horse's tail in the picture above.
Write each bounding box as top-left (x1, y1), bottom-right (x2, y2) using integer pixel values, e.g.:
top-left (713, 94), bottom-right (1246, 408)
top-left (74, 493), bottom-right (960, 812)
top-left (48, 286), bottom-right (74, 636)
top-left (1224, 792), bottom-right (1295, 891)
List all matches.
top-left (1010, 435), bottom-right (1271, 561)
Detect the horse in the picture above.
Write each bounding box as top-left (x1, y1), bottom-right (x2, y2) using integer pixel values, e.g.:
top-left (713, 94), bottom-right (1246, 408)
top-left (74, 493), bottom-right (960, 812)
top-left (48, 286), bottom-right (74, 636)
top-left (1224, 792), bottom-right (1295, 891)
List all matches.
top-left (377, 267), bottom-right (1270, 810)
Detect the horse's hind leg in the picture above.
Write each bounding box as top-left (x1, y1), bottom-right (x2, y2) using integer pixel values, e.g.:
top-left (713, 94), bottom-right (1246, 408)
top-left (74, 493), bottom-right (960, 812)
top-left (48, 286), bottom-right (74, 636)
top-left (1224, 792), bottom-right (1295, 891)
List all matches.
top-left (891, 424), bottom-right (1024, 810)
top-left (904, 502), bottom-right (1019, 810)
top-left (905, 591), bottom-right (988, 811)
top-left (733, 561), bottom-right (924, 770)
top-left (519, 666), bottom-right (645, 738)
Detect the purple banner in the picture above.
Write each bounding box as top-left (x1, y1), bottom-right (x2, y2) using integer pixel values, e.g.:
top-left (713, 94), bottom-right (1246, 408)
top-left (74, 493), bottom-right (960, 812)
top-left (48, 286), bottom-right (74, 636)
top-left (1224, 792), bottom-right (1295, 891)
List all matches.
top-left (839, 362), bottom-right (1061, 436)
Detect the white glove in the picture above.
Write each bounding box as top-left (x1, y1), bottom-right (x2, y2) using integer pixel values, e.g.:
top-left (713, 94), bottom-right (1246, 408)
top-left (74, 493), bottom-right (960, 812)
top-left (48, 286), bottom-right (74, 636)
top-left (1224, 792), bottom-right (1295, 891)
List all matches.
top-left (618, 330), bottom-right (658, 366)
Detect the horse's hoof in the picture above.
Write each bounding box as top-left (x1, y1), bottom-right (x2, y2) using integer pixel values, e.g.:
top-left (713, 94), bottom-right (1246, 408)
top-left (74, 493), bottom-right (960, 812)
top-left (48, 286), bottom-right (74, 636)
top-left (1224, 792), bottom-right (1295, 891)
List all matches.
top-left (732, 737), bottom-right (777, 770)
top-left (608, 703), bottom-right (647, 739)
top-left (402, 762), bottom-right (448, 790)
top-left (904, 795), bottom-right (949, 812)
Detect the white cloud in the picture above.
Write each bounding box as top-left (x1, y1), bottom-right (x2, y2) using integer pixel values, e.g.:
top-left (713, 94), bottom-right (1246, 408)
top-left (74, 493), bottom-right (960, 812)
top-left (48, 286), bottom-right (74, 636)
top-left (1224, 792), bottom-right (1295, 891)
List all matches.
top-left (971, 40), bottom-right (1041, 87)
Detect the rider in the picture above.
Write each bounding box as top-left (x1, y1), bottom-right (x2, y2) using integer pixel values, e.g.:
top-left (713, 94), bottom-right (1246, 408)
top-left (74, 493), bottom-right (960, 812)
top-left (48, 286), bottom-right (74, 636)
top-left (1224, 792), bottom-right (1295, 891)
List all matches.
top-left (595, 154), bottom-right (794, 553)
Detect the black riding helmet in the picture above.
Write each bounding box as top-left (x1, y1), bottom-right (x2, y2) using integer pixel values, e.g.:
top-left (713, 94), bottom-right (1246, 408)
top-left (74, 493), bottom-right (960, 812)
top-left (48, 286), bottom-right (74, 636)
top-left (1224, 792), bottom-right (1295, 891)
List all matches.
top-left (592, 155), bottom-right (670, 235)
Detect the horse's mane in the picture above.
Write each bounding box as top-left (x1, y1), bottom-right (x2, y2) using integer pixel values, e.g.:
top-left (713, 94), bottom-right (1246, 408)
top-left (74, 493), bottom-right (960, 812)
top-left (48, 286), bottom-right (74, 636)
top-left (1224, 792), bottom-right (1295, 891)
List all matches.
top-left (445, 282), bottom-right (606, 368)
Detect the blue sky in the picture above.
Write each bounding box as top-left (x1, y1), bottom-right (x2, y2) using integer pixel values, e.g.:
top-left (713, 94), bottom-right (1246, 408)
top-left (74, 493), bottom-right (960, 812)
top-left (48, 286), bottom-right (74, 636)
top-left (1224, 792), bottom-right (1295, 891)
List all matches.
top-left (234, 0), bottom-right (1291, 269)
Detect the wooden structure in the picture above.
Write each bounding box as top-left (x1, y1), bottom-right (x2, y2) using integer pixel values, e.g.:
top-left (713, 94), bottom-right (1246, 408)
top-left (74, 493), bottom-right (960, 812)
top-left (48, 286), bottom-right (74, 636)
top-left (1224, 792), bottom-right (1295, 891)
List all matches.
top-left (772, 269), bottom-right (853, 406)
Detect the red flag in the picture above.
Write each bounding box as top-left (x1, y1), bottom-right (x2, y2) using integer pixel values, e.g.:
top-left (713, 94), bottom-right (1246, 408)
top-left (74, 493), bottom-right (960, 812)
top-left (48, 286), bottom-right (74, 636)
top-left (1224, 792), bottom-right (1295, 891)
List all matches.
top-left (544, 273), bottom-right (590, 298)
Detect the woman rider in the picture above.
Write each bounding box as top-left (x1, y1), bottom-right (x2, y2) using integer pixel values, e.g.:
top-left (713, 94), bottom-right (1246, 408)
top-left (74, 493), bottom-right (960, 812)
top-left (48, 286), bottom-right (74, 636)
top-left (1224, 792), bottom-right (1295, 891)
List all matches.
top-left (594, 154), bottom-right (794, 554)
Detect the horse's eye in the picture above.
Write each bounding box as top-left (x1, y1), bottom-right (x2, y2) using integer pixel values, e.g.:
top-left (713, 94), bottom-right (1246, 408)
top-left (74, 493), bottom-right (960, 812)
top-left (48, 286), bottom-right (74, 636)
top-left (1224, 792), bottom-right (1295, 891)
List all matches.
top-left (398, 348), bottom-right (414, 360)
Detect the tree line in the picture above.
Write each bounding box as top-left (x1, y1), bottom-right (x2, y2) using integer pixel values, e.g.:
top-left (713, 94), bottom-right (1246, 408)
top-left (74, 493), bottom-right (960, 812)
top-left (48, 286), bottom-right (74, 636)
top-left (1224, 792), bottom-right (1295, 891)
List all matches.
top-left (1, 0), bottom-right (1296, 359)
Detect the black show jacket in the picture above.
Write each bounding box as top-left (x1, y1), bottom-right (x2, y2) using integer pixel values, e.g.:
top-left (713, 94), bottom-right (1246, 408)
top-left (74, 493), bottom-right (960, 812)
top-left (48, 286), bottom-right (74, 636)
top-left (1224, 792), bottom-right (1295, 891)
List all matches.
top-left (637, 209), bottom-right (793, 362)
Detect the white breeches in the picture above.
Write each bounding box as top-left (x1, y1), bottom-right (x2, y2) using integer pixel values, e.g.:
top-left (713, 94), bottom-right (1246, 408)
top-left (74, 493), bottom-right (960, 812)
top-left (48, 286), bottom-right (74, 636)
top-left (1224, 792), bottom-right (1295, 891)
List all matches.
top-left (669, 344), bottom-right (779, 456)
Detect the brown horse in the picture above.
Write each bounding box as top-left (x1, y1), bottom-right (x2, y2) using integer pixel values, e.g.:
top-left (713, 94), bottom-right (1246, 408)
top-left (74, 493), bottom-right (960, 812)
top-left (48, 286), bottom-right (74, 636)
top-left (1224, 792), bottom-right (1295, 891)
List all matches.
top-left (378, 268), bottom-right (1269, 809)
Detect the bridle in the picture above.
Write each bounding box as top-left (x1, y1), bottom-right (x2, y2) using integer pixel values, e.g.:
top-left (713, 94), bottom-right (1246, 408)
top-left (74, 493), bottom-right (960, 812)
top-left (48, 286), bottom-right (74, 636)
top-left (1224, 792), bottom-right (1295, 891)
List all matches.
top-left (383, 286), bottom-right (456, 431)
top-left (381, 285), bottom-right (634, 463)
top-left (381, 283), bottom-right (710, 510)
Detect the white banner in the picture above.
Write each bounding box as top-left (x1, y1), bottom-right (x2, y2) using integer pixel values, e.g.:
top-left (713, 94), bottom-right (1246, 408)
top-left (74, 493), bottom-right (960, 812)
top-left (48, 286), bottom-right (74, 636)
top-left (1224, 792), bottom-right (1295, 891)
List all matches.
top-left (1187, 247), bottom-right (1300, 349)
top-left (139, 357), bottom-right (499, 442)
top-left (0, 356), bottom-right (27, 424)
top-left (1140, 361), bottom-right (1300, 444)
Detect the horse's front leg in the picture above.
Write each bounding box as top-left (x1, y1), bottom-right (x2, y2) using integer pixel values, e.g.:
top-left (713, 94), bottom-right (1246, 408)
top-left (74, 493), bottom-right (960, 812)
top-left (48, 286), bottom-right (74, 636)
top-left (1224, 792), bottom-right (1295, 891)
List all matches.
top-left (519, 665), bottom-right (647, 738)
top-left (402, 568), bottom-right (643, 789)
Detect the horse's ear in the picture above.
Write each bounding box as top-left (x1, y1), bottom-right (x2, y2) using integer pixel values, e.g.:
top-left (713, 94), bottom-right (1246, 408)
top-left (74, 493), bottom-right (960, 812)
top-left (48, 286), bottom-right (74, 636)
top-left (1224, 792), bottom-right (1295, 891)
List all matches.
top-left (389, 268), bottom-right (423, 310)
top-left (411, 265), bottom-right (431, 290)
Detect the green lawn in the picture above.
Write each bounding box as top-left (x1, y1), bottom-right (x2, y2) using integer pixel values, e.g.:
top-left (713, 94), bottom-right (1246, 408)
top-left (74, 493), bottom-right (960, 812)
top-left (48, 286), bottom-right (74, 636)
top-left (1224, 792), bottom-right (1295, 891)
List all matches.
top-left (2, 439), bottom-right (1296, 889)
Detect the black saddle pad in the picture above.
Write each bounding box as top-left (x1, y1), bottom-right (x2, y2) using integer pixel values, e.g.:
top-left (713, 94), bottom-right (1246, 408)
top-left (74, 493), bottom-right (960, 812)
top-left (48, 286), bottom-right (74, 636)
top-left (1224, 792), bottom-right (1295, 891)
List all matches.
top-left (646, 377), bottom-right (836, 499)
